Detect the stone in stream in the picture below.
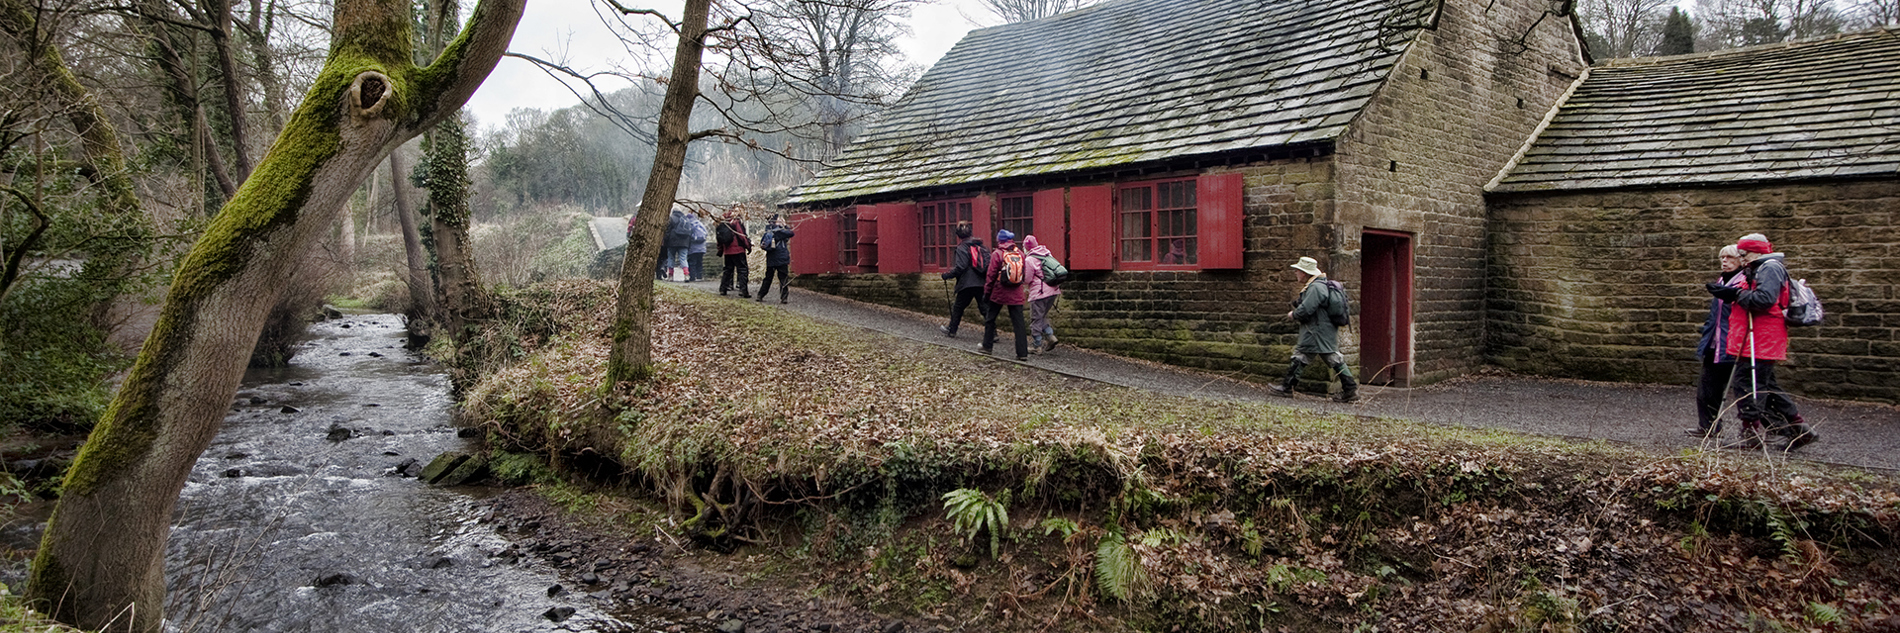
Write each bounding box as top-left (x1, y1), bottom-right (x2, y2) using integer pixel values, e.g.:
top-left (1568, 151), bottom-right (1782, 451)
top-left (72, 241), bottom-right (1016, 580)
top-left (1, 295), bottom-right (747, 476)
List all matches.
top-left (546, 584), bottom-right (565, 597)
top-left (417, 452), bottom-right (470, 483)
top-left (435, 455), bottom-right (488, 486)
top-left (312, 572), bottom-right (356, 588)
top-left (718, 619), bottom-right (746, 633)
top-left (326, 424), bottom-right (353, 442)
top-left (542, 606), bottom-right (576, 622)
top-left (280, 405), bottom-right (300, 414)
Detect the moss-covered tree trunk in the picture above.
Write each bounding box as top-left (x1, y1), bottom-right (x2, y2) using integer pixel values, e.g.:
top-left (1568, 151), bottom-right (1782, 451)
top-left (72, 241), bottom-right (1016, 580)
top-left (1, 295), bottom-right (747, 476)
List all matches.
top-left (23, 0), bottom-right (523, 629)
top-left (606, 0), bottom-right (710, 385)
top-left (419, 112), bottom-right (487, 336)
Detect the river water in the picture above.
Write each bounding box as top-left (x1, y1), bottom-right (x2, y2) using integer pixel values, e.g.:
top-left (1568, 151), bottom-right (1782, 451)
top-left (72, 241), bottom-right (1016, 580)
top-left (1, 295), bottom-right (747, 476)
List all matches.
top-left (164, 314), bottom-right (650, 632)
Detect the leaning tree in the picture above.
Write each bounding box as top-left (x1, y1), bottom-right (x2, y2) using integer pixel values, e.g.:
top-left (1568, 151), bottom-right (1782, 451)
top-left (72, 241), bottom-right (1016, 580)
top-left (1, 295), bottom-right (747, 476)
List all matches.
top-left (25, 0), bottom-right (524, 628)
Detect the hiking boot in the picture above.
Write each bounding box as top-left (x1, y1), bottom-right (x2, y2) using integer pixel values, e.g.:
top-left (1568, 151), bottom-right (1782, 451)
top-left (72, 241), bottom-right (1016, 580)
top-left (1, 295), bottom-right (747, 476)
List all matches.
top-left (1044, 333), bottom-right (1058, 352)
top-left (739, 293), bottom-right (752, 299)
top-left (780, 298), bottom-right (788, 304)
top-left (1016, 355), bottom-right (1030, 361)
top-left (1269, 383), bottom-right (1295, 398)
top-left (1683, 427), bottom-right (1719, 439)
top-left (939, 326), bottom-right (957, 338)
top-left (978, 346), bottom-right (992, 356)
top-left (1335, 390), bottom-right (1360, 403)
top-left (1730, 423), bottom-right (1767, 450)
top-left (1785, 425), bottom-right (1820, 451)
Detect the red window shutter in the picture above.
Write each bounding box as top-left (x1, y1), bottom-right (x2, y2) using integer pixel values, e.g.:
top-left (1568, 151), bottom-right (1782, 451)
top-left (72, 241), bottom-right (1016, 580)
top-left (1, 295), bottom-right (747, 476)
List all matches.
top-left (856, 218), bottom-right (878, 269)
top-left (1032, 188), bottom-right (1067, 262)
top-left (876, 203), bottom-right (921, 273)
top-left (1198, 172), bottom-right (1245, 269)
top-left (970, 196), bottom-right (992, 247)
top-left (1068, 185), bottom-right (1113, 270)
top-left (791, 212), bottom-right (838, 274)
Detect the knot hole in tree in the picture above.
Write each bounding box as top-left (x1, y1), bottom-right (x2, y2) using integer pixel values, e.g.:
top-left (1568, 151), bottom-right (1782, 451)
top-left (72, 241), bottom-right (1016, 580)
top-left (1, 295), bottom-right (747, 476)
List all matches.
top-left (350, 71), bottom-right (393, 118)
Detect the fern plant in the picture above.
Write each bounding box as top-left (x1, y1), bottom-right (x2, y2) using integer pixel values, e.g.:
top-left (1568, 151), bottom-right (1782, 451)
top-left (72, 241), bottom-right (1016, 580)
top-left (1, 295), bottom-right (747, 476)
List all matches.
top-left (942, 488), bottom-right (1009, 559)
top-left (1095, 531), bottom-right (1146, 602)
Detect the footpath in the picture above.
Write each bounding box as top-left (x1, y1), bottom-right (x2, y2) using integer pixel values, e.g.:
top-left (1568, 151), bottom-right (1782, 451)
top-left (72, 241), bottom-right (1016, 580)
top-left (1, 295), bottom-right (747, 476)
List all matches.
top-left (682, 279), bottom-right (1900, 472)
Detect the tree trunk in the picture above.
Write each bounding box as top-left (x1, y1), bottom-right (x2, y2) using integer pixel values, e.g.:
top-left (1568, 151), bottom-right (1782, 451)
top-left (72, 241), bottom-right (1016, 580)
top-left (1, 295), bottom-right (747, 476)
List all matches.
top-left (24, 0), bottom-right (524, 628)
top-left (390, 148), bottom-right (437, 326)
top-left (420, 112), bottom-right (486, 337)
top-left (606, 0), bottom-right (710, 385)
top-left (205, 0), bottom-right (253, 180)
top-left (414, 0), bottom-right (486, 338)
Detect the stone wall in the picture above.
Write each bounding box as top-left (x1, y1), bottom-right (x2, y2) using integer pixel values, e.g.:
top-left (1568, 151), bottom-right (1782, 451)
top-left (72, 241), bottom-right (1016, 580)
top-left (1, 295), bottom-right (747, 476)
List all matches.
top-left (1486, 180), bottom-right (1900, 404)
top-left (1331, 0), bottom-right (1587, 384)
top-left (797, 156), bottom-right (1340, 382)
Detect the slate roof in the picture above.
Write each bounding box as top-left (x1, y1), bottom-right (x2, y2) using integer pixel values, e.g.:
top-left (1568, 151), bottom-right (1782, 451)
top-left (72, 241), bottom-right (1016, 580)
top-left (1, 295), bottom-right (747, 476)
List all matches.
top-left (1491, 29), bottom-right (1900, 193)
top-left (786, 0), bottom-right (1439, 204)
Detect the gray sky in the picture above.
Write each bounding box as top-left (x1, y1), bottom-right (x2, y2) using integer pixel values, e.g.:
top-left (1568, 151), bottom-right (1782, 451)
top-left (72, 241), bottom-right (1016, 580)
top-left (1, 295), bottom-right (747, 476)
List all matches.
top-left (464, 0), bottom-right (987, 129)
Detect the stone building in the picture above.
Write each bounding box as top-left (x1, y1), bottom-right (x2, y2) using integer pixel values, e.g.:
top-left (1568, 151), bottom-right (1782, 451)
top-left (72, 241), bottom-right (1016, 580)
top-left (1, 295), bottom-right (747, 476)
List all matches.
top-left (1486, 30), bottom-right (1900, 403)
top-left (780, 0), bottom-right (1899, 402)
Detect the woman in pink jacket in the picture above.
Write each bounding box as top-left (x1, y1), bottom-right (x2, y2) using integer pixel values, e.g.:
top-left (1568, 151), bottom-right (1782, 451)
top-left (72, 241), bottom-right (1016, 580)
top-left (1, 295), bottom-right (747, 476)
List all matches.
top-left (1023, 235), bottom-right (1062, 353)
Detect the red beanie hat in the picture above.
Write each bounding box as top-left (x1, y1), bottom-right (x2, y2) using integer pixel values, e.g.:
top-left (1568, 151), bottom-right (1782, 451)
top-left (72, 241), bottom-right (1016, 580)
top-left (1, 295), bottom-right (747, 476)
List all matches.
top-left (1737, 238), bottom-right (1773, 254)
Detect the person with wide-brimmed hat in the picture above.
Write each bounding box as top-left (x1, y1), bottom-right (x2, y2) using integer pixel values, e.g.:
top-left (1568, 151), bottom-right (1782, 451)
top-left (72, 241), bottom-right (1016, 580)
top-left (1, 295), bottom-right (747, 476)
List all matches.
top-left (1270, 256), bottom-right (1359, 403)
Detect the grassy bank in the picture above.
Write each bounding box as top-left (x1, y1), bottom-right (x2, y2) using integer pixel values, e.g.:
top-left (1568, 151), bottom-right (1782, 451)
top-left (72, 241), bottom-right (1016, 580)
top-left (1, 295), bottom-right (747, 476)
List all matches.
top-left (456, 281), bottom-right (1900, 632)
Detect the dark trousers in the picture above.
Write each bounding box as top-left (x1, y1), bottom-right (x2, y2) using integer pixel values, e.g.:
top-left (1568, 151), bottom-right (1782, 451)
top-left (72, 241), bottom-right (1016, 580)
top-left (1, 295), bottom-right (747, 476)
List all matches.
top-left (688, 252), bottom-right (705, 281)
top-left (982, 303), bottom-right (1029, 359)
top-left (719, 253), bottom-right (749, 296)
top-left (946, 287), bottom-right (987, 334)
top-left (1728, 359), bottom-right (1802, 435)
top-left (757, 265), bottom-right (789, 301)
top-left (1695, 359), bottom-right (1734, 432)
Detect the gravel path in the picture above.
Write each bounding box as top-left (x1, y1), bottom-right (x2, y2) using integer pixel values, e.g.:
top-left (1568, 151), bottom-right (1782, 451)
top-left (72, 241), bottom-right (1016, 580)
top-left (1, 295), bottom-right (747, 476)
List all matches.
top-left (682, 280), bottom-right (1900, 472)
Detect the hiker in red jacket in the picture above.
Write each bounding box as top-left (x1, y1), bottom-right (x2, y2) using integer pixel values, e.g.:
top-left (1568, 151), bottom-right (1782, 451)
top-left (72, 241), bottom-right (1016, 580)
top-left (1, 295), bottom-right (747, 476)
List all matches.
top-left (716, 211), bottom-right (751, 298)
top-left (1705, 233), bottom-right (1817, 451)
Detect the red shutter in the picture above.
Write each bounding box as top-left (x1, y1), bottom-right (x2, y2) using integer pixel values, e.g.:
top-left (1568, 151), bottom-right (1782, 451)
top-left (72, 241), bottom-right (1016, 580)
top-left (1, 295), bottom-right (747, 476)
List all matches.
top-left (791, 212), bottom-right (838, 274)
top-left (1198, 172), bottom-right (1245, 269)
top-left (855, 217), bottom-right (878, 269)
top-left (970, 196), bottom-right (993, 247)
top-left (1032, 188), bottom-right (1067, 262)
top-left (1069, 185), bottom-right (1113, 270)
top-left (876, 203), bottom-right (921, 273)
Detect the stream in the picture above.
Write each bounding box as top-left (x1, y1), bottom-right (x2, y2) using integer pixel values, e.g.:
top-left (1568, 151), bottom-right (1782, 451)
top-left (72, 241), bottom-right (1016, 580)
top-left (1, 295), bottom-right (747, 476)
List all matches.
top-left (163, 314), bottom-right (666, 632)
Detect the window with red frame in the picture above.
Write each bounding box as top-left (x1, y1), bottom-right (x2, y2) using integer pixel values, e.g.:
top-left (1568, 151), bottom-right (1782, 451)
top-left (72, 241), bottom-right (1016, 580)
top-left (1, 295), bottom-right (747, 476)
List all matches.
top-left (920, 200), bottom-right (972, 269)
top-left (837, 210), bottom-right (858, 267)
top-left (1118, 180), bottom-right (1196, 266)
top-left (998, 195), bottom-right (1033, 243)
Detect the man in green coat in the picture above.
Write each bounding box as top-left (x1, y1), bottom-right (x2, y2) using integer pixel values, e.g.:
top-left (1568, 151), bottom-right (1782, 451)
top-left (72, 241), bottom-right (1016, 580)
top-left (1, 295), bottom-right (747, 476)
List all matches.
top-left (1269, 256), bottom-right (1361, 403)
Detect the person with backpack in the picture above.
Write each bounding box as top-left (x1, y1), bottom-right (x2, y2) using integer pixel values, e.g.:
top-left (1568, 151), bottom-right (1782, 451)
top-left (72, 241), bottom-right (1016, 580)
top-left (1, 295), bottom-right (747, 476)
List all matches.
top-left (1270, 256), bottom-right (1360, 403)
top-left (1688, 245), bottom-right (1745, 440)
top-left (982, 229), bottom-right (1035, 361)
top-left (755, 216), bottom-right (795, 304)
top-left (686, 211), bottom-right (708, 282)
top-left (938, 224), bottom-right (988, 339)
top-left (716, 211), bottom-right (751, 298)
top-left (1705, 233), bottom-right (1817, 450)
top-left (661, 208), bottom-right (694, 282)
top-left (1023, 235), bottom-right (1066, 354)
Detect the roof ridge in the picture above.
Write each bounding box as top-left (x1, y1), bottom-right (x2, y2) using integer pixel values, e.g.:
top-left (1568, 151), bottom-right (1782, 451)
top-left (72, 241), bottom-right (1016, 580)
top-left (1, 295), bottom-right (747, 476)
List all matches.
top-left (1596, 26), bottom-right (1900, 68)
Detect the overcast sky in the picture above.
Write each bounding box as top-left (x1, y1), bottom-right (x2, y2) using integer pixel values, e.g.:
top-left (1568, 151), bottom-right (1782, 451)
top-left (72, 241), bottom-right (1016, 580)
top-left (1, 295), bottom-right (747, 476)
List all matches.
top-left (463, 0), bottom-right (989, 129)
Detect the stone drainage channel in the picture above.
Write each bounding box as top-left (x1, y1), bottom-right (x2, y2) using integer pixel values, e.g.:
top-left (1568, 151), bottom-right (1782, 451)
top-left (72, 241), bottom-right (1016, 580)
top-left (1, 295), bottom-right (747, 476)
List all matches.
top-left (165, 314), bottom-right (702, 632)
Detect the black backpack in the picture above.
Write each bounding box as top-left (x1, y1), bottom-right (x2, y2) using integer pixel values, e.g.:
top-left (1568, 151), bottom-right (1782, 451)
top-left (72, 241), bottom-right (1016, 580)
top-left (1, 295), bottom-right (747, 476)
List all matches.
top-left (1322, 280), bottom-right (1351, 327)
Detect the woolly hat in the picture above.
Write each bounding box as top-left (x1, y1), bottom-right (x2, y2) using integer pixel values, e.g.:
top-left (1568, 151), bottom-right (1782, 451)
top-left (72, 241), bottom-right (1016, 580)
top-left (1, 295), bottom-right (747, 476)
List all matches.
top-left (1737, 234), bottom-right (1773, 254)
top-left (996, 229), bottom-right (1015, 244)
top-left (1290, 256), bottom-right (1323, 277)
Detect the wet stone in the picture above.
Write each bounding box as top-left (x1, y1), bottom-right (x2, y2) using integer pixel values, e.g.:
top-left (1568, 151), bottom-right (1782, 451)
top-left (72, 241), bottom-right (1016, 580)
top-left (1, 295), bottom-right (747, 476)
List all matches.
top-left (456, 427), bottom-right (481, 438)
top-left (326, 425), bottom-right (354, 442)
top-left (542, 606), bottom-right (576, 623)
top-left (339, 352), bottom-right (352, 356)
top-left (436, 455), bottom-right (488, 486)
top-left (368, 352), bottom-right (383, 357)
top-left (221, 468), bottom-right (242, 478)
top-left (313, 572), bottom-right (356, 588)
top-left (382, 430), bottom-right (395, 436)
top-left (280, 406), bottom-right (301, 414)
top-left (719, 619), bottom-right (746, 633)
top-left (547, 584), bottom-right (565, 597)
top-left (418, 452), bottom-right (470, 483)
top-left (249, 397), bottom-right (267, 405)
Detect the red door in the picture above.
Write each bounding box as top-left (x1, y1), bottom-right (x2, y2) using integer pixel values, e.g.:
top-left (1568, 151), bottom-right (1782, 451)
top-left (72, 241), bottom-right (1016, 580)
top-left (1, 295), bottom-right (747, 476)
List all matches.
top-left (1360, 230), bottom-right (1413, 385)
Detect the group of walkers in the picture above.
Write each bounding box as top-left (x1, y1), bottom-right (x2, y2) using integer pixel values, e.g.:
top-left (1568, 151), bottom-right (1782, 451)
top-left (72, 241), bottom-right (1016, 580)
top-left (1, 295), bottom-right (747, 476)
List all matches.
top-left (1692, 232), bottom-right (1819, 451)
top-left (646, 208), bottom-right (797, 304)
top-left (711, 211), bottom-right (796, 304)
top-left (937, 226), bottom-right (1066, 361)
